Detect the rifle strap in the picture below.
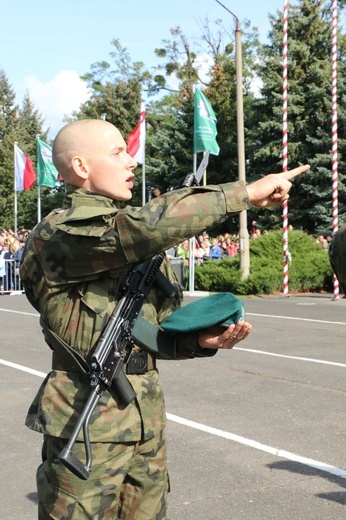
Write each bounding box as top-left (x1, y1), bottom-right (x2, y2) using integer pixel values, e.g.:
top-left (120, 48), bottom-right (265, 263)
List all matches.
top-left (40, 315), bottom-right (176, 372)
top-left (40, 317), bottom-right (90, 373)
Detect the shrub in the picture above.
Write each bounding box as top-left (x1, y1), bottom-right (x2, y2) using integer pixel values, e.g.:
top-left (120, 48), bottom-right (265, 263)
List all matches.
top-left (194, 257), bottom-right (242, 292)
top-left (195, 230), bottom-right (333, 295)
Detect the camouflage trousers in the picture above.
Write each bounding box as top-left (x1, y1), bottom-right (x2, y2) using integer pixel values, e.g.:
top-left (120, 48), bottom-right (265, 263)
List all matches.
top-left (37, 431), bottom-right (169, 520)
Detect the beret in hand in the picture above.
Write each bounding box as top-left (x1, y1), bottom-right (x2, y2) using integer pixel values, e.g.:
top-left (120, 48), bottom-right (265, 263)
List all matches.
top-left (160, 293), bottom-right (245, 333)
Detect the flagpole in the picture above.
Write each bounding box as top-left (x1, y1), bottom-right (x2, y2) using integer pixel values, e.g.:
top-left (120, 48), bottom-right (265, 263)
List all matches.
top-left (331, 0), bottom-right (339, 300)
top-left (282, 0), bottom-right (289, 298)
top-left (141, 103), bottom-right (146, 206)
top-left (142, 134), bottom-right (146, 206)
top-left (188, 153), bottom-right (198, 292)
top-left (215, 1), bottom-right (249, 279)
top-left (36, 136), bottom-right (42, 222)
top-left (38, 186), bottom-right (41, 223)
top-left (14, 143), bottom-right (18, 232)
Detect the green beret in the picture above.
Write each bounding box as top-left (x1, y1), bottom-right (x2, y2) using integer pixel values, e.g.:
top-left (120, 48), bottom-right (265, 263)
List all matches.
top-left (161, 293), bottom-right (245, 333)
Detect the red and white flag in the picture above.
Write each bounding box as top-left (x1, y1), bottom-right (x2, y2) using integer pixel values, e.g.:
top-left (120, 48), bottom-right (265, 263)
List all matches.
top-left (14, 144), bottom-right (36, 191)
top-left (127, 105), bottom-right (146, 164)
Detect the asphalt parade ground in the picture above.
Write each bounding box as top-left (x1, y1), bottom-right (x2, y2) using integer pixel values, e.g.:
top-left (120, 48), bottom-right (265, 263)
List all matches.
top-left (0, 292), bottom-right (345, 519)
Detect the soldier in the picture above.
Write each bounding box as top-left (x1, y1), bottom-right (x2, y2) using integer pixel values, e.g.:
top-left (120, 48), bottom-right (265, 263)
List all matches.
top-left (20, 119), bottom-right (309, 519)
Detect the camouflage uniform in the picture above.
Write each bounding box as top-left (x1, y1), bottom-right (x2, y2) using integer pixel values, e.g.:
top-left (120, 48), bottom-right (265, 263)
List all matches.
top-left (20, 182), bottom-right (248, 519)
top-left (329, 225), bottom-right (346, 294)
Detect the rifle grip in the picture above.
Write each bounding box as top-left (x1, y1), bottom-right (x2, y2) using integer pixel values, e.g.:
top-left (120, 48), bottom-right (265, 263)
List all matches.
top-left (112, 361), bottom-right (136, 405)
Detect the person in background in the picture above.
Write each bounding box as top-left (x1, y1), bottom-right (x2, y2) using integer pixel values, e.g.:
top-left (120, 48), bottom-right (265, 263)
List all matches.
top-left (152, 187), bottom-right (161, 198)
top-left (0, 242), bottom-right (11, 292)
top-left (210, 238), bottom-right (223, 260)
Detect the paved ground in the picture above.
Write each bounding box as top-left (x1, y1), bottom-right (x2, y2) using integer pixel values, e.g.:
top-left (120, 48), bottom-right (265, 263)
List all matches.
top-left (0, 292), bottom-right (345, 519)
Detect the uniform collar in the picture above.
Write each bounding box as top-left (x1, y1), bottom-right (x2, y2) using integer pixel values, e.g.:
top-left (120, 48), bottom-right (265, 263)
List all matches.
top-left (64, 185), bottom-right (120, 209)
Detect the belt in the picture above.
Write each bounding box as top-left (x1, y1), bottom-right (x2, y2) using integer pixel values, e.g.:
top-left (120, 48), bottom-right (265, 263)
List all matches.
top-left (126, 350), bottom-right (156, 374)
top-left (52, 350), bottom-right (156, 375)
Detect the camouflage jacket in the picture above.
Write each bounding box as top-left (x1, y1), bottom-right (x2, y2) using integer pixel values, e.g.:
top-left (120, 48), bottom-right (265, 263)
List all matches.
top-left (329, 224), bottom-right (346, 294)
top-left (20, 182), bottom-right (248, 442)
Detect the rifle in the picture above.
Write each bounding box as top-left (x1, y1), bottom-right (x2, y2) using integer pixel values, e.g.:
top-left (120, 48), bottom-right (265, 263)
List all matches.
top-left (58, 252), bottom-right (175, 480)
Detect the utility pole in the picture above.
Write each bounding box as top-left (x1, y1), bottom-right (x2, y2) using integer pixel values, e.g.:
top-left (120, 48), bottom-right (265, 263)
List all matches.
top-left (215, 0), bottom-right (250, 278)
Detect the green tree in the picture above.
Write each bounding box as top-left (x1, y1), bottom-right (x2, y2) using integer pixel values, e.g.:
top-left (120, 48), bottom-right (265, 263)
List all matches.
top-left (18, 92), bottom-right (48, 152)
top-left (203, 20), bottom-right (260, 187)
top-left (145, 86), bottom-right (194, 195)
top-left (149, 19), bottom-right (259, 239)
top-left (248, 0), bottom-right (346, 235)
top-left (72, 39), bottom-right (151, 138)
top-left (0, 72), bottom-right (51, 230)
top-left (0, 71), bottom-right (20, 229)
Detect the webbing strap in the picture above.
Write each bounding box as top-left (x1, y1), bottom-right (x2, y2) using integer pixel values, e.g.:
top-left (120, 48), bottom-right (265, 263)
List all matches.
top-left (40, 317), bottom-right (90, 373)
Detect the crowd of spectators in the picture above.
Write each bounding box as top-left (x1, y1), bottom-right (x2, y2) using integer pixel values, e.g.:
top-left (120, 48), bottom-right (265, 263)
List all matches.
top-left (315, 234), bottom-right (332, 249)
top-left (0, 229), bottom-right (30, 293)
top-left (165, 232), bottom-right (240, 290)
top-left (166, 232), bottom-right (240, 266)
top-left (0, 224), bottom-right (334, 294)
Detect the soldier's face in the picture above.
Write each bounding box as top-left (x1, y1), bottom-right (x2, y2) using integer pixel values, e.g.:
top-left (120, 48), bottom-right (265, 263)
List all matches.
top-left (86, 126), bottom-right (137, 201)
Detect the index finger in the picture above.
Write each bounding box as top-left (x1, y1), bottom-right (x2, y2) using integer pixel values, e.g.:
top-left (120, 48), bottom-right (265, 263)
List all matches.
top-left (279, 164), bottom-right (310, 181)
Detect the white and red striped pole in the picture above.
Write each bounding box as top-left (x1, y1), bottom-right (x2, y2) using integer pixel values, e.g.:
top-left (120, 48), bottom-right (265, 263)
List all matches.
top-left (331, 0), bottom-right (339, 300)
top-left (282, 0), bottom-right (289, 297)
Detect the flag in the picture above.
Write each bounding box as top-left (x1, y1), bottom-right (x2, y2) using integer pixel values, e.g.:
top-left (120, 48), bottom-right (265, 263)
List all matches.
top-left (14, 144), bottom-right (36, 191)
top-left (36, 138), bottom-right (59, 187)
top-left (127, 105), bottom-right (146, 164)
top-left (193, 87), bottom-right (220, 156)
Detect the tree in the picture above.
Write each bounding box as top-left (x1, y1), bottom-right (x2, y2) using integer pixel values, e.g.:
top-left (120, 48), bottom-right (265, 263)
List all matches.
top-left (247, 0), bottom-right (346, 234)
top-left (18, 92), bottom-right (48, 152)
top-left (149, 19), bottom-right (260, 239)
top-left (0, 72), bottom-right (51, 230)
top-left (0, 71), bottom-right (20, 229)
top-left (145, 86), bottom-right (194, 195)
top-left (72, 39), bottom-right (151, 139)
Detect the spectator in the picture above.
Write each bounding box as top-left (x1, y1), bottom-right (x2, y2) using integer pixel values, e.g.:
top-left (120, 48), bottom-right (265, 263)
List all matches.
top-left (226, 237), bottom-right (238, 256)
top-left (0, 243), bottom-right (11, 292)
top-left (152, 187), bottom-right (161, 198)
top-left (11, 240), bottom-right (24, 290)
top-left (210, 238), bottom-right (223, 261)
top-left (220, 240), bottom-right (230, 257)
top-left (176, 240), bottom-right (190, 289)
top-left (201, 236), bottom-right (211, 261)
top-left (194, 237), bottom-right (204, 265)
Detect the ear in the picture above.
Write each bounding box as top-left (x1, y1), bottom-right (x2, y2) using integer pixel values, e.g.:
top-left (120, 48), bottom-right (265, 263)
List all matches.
top-left (71, 156), bottom-right (89, 181)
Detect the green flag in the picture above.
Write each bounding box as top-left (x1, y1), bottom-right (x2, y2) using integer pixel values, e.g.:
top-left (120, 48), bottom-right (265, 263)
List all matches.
top-left (193, 87), bottom-right (220, 156)
top-left (36, 138), bottom-right (59, 187)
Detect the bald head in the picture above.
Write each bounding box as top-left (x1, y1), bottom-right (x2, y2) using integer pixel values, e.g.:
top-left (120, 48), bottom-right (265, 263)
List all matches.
top-left (52, 119), bottom-right (123, 183)
top-left (51, 118), bottom-right (137, 200)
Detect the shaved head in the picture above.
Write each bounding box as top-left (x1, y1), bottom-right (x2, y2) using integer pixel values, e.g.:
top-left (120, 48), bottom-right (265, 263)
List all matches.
top-left (51, 119), bottom-right (137, 200)
top-left (52, 119), bottom-right (123, 183)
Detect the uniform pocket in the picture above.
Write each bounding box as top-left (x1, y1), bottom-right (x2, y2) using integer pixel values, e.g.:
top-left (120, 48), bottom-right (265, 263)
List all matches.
top-left (37, 463), bottom-right (82, 520)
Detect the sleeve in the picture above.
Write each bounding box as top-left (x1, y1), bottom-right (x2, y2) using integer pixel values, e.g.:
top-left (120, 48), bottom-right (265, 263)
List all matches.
top-left (49, 182), bottom-right (248, 280)
top-left (174, 331), bottom-right (218, 359)
top-left (116, 182), bottom-right (248, 263)
top-left (141, 257), bottom-right (218, 360)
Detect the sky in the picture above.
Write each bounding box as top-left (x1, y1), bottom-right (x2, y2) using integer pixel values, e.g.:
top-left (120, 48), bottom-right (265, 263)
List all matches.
top-left (0, 0), bottom-right (341, 140)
